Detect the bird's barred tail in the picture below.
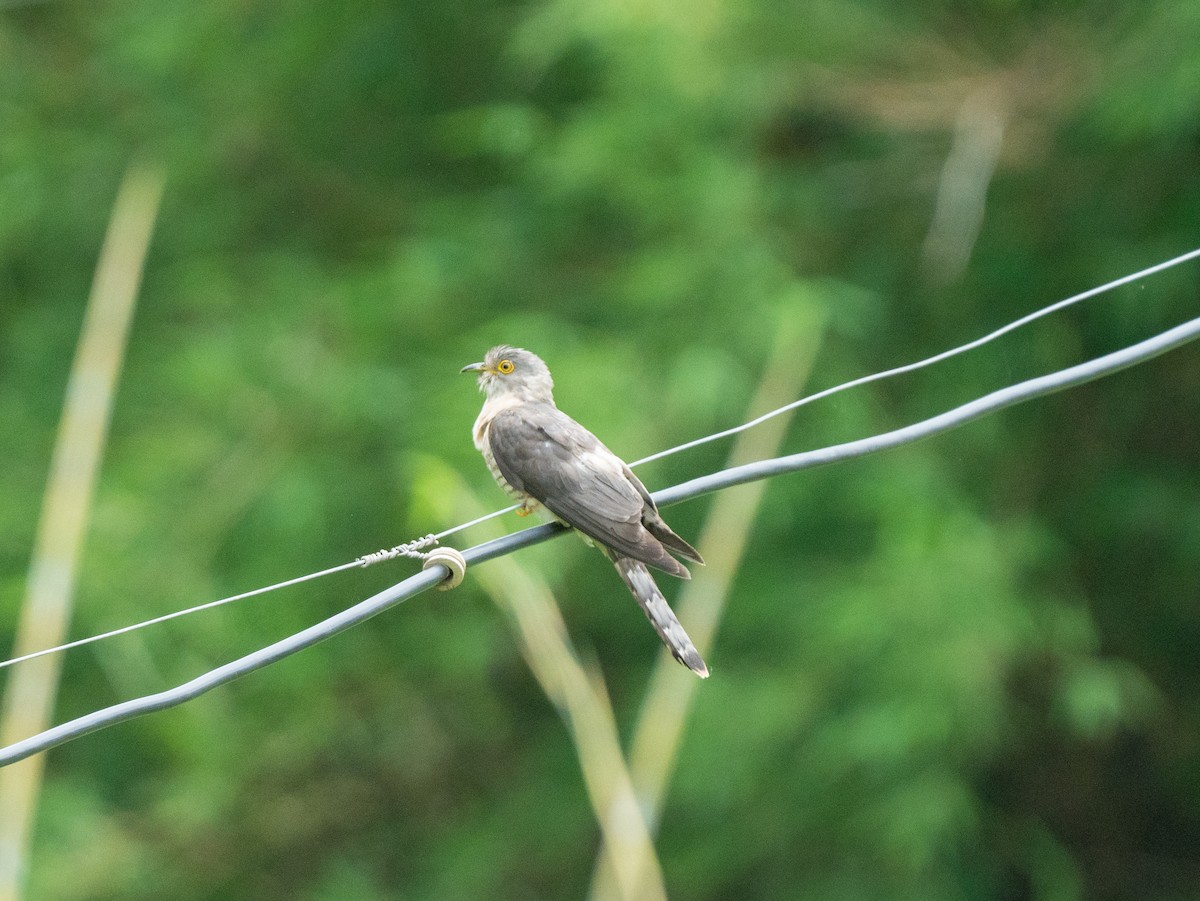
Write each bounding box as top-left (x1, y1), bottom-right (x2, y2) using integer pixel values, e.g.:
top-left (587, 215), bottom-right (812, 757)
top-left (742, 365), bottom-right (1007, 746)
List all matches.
top-left (613, 557), bottom-right (709, 678)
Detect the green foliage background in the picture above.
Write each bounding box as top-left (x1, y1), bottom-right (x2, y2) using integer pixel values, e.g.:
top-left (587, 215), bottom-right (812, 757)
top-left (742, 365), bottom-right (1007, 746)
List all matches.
top-left (3, 1), bottom-right (1200, 898)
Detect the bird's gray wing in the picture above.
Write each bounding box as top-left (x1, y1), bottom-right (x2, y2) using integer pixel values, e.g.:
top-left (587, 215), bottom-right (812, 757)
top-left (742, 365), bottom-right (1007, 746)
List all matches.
top-left (620, 464), bottom-right (704, 565)
top-left (487, 406), bottom-right (684, 573)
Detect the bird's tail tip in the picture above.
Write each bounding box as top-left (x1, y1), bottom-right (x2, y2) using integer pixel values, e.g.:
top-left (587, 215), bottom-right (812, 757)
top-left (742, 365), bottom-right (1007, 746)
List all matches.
top-left (678, 646), bottom-right (710, 678)
top-left (615, 557), bottom-right (711, 679)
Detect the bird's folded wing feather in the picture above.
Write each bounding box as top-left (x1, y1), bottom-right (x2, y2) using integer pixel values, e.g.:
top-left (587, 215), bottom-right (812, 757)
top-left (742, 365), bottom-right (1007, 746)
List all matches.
top-left (487, 406), bottom-right (659, 562)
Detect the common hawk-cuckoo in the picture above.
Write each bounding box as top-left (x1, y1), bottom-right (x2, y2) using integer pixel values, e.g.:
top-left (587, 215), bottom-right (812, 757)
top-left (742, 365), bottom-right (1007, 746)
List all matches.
top-left (462, 345), bottom-right (709, 677)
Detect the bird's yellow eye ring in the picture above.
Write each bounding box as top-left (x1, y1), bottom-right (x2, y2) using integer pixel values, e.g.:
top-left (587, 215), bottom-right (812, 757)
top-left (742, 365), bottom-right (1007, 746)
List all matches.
top-left (496, 359), bottom-right (515, 374)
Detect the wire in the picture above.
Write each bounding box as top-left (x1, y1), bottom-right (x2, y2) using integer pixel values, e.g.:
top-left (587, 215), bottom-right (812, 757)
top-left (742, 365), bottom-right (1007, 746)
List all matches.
top-left (633, 244), bottom-right (1200, 466)
top-left (3, 311), bottom-right (1198, 766)
top-left (2, 245), bottom-right (1199, 672)
top-left (656, 314), bottom-right (1200, 505)
top-left (0, 522), bottom-right (512, 671)
top-left (0, 562), bottom-right (364, 671)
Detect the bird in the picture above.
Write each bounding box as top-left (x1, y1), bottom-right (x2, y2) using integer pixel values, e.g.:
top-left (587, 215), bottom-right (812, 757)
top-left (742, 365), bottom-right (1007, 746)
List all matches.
top-left (461, 345), bottom-right (709, 677)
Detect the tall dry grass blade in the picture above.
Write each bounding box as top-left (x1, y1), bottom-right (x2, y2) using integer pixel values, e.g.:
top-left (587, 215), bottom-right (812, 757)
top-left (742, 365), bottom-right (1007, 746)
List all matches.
top-left (0, 164), bottom-right (165, 901)
top-left (589, 304), bottom-right (826, 900)
top-left (412, 457), bottom-right (667, 901)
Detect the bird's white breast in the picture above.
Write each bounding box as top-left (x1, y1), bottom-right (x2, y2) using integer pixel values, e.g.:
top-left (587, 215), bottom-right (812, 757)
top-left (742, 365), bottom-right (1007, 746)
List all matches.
top-left (473, 394), bottom-right (536, 507)
top-left (472, 393), bottom-right (525, 450)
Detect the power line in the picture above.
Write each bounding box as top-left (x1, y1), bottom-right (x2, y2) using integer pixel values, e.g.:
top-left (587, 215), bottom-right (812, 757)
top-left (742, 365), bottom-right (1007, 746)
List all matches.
top-left (6, 245), bottom-right (1198, 671)
top-left (633, 245), bottom-right (1200, 467)
top-left (2, 310), bottom-right (1198, 766)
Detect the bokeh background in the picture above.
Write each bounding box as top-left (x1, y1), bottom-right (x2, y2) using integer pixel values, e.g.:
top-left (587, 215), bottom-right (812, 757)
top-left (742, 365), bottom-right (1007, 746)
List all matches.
top-left (3, 2), bottom-right (1200, 899)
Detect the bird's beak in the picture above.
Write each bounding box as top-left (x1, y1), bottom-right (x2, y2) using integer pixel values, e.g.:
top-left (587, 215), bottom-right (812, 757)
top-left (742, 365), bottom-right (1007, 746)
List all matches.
top-left (460, 361), bottom-right (487, 374)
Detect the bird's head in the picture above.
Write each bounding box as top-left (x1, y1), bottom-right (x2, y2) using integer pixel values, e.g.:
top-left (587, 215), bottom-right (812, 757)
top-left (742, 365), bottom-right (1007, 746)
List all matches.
top-left (461, 345), bottom-right (555, 403)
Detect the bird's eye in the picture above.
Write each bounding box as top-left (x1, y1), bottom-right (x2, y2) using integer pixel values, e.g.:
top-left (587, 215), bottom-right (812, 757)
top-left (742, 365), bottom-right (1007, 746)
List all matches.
top-left (496, 359), bottom-right (515, 374)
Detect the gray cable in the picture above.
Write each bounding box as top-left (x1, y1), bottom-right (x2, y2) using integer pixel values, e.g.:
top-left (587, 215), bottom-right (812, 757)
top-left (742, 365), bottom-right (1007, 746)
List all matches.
top-left (2, 314), bottom-right (1198, 766)
top-left (659, 314), bottom-right (1200, 505)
